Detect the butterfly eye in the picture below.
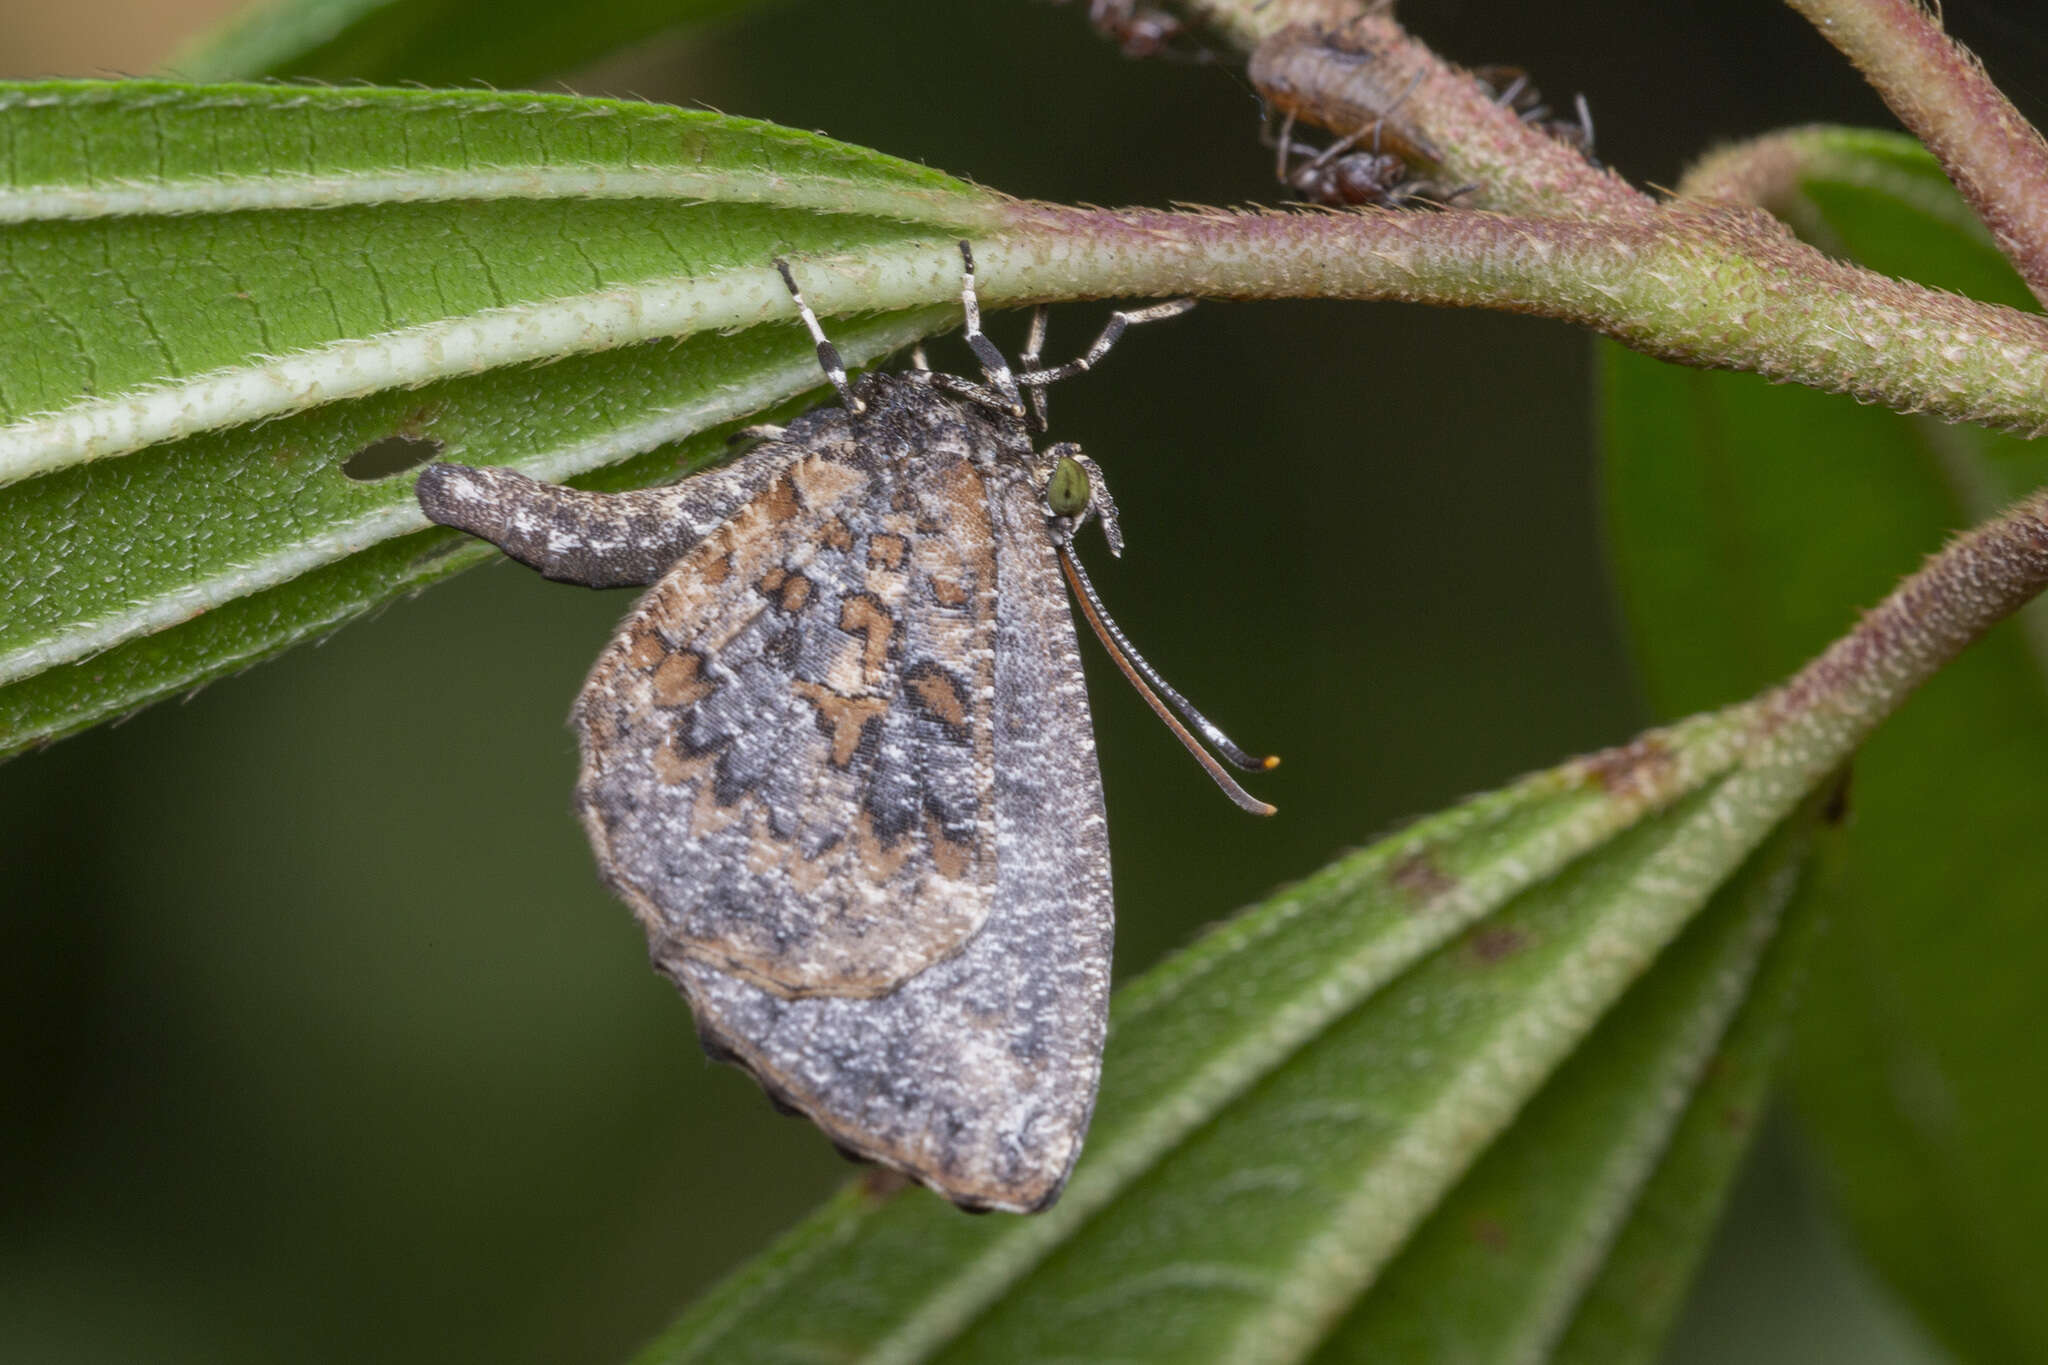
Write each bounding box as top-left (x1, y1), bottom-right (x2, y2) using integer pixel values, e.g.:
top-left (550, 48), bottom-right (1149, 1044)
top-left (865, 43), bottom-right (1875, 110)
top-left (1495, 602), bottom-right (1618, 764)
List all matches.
top-left (1047, 455), bottom-right (1092, 518)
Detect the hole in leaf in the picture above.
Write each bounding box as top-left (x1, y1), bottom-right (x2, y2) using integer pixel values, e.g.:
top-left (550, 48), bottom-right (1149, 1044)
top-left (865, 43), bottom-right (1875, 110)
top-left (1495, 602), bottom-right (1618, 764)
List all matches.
top-left (343, 434), bottom-right (443, 481)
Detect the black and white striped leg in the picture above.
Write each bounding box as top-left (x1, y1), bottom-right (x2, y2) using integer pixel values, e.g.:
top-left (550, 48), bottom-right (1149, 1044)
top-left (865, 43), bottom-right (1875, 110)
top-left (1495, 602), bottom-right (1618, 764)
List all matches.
top-left (904, 368), bottom-right (1017, 412)
top-left (956, 240), bottom-right (1024, 414)
top-left (774, 258), bottom-right (864, 413)
top-left (1021, 305), bottom-right (1052, 430)
top-left (1016, 298), bottom-right (1196, 390)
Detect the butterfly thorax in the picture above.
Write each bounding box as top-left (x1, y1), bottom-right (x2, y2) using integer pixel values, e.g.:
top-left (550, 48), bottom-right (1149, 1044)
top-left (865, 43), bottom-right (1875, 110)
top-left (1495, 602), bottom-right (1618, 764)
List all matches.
top-left (776, 371), bottom-right (1050, 490)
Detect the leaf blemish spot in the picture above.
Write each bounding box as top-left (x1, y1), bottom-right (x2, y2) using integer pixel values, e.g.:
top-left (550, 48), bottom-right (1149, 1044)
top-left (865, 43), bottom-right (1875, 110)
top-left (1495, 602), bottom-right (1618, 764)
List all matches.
top-left (1468, 1214), bottom-right (1510, 1253)
top-left (1465, 924), bottom-right (1528, 964)
top-left (1389, 848), bottom-right (1458, 903)
top-left (1576, 734), bottom-right (1676, 795)
top-left (343, 433), bottom-right (445, 481)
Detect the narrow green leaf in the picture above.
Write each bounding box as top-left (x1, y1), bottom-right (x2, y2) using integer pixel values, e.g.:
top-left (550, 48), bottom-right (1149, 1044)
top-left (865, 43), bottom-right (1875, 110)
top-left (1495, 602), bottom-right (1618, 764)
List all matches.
top-left (1603, 127), bottom-right (2048, 1362)
top-left (1550, 816), bottom-right (1833, 1365)
top-left (171, 0), bottom-right (769, 87)
top-left (1309, 795), bottom-right (1826, 1365)
top-left (0, 80), bottom-right (1001, 755)
top-left (625, 706), bottom-right (1859, 1365)
top-left (925, 783), bottom-right (1823, 1365)
top-left (0, 310), bottom-right (945, 757)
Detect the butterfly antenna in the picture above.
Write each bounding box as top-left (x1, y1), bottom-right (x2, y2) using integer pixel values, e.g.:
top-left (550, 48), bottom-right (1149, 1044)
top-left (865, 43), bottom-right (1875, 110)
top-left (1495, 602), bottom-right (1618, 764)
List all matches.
top-left (1057, 543), bottom-right (1277, 816)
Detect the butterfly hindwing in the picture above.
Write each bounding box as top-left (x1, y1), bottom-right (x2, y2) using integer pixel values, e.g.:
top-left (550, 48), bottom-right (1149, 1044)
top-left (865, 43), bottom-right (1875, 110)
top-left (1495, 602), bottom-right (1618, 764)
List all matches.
top-left (672, 463), bottom-right (1114, 1213)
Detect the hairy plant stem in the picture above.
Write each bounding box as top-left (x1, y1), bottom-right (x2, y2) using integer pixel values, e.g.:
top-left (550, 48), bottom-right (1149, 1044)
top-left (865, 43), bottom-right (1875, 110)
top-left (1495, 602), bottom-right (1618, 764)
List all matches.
top-left (1756, 484), bottom-right (2048, 773)
top-left (966, 204), bottom-right (2048, 434)
top-left (1780, 0), bottom-right (2048, 306)
top-left (1680, 126), bottom-right (1900, 210)
top-left (1675, 125), bottom-right (2008, 263)
top-left (1101, 1), bottom-right (2048, 426)
top-left (1187, 0), bottom-right (1640, 216)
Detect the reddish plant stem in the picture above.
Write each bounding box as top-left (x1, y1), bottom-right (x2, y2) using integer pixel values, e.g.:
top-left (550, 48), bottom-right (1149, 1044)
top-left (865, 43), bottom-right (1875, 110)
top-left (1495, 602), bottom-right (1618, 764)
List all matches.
top-left (1179, 0), bottom-right (1645, 215)
top-left (1064, 4), bottom-right (2048, 432)
top-left (1155, 0), bottom-right (2048, 788)
top-left (985, 203), bottom-right (2048, 434)
top-left (1250, 13), bottom-right (1647, 217)
top-left (1781, 0), bottom-right (2048, 305)
top-left (1675, 125), bottom-right (2001, 254)
top-left (1680, 129), bottom-right (1849, 211)
top-left (1761, 485), bottom-right (2048, 773)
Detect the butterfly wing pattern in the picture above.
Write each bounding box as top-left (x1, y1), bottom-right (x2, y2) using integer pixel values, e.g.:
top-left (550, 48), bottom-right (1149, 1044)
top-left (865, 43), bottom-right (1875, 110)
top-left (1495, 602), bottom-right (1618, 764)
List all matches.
top-left (413, 245), bottom-right (1261, 1213)
top-left (417, 376), bottom-right (1113, 1213)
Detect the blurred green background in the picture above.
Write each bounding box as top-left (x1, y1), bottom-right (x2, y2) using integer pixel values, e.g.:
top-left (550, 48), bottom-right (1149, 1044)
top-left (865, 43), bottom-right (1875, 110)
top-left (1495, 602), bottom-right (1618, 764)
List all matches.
top-left (6, 0), bottom-right (2039, 1359)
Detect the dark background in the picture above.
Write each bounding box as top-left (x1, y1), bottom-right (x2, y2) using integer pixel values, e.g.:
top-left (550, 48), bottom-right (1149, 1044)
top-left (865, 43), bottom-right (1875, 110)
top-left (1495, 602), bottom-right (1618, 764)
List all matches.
top-left (9, 0), bottom-right (2040, 1359)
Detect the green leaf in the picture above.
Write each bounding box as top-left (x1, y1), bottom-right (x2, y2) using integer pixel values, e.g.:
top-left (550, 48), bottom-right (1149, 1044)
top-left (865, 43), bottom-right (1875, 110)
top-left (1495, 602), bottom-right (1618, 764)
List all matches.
top-left (1603, 127), bottom-right (2048, 1362)
top-left (170, 0), bottom-right (768, 87)
top-left (613, 436), bottom-right (2043, 1360)
top-left (1313, 794), bottom-right (1828, 1365)
top-left (0, 80), bottom-right (1004, 757)
top-left (610, 697), bottom-right (1884, 1364)
top-left (1548, 811), bottom-right (1833, 1365)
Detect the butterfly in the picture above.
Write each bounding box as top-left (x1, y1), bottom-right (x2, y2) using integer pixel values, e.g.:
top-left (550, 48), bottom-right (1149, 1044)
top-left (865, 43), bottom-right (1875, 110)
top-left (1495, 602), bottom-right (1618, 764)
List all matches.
top-left (415, 243), bottom-right (1272, 1213)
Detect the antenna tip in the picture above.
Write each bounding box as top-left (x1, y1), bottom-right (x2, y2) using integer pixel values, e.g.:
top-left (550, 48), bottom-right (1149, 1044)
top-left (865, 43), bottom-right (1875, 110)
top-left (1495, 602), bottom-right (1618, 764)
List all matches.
top-left (1262, 754), bottom-right (1282, 770)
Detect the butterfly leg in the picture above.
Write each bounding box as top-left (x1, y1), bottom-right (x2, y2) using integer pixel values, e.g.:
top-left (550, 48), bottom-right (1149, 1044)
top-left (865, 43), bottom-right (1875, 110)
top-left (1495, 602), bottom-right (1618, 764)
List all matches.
top-left (1015, 297), bottom-right (1196, 390)
top-left (1020, 304), bottom-right (1052, 430)
top-left (775, 258), bottom-right (864, 414)
top-left (956, 241), bottom-right (1025, 413)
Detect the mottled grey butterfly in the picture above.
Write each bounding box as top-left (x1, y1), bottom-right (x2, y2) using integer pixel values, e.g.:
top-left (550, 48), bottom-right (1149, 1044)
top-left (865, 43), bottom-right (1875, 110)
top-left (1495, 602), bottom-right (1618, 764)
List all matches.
top-left (416, 243), bottom-right (1271, 1212)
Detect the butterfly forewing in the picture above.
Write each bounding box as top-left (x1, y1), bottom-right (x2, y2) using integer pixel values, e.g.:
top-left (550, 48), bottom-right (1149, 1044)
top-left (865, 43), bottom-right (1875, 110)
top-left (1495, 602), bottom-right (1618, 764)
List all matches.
top-left (574, 440), bottom-right (1001, 1000)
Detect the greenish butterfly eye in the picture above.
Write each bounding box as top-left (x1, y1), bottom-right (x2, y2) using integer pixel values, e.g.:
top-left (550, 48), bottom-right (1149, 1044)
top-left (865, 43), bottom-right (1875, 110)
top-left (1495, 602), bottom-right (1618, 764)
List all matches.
top-left (1047, 456), bottom-right (1091, 518)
